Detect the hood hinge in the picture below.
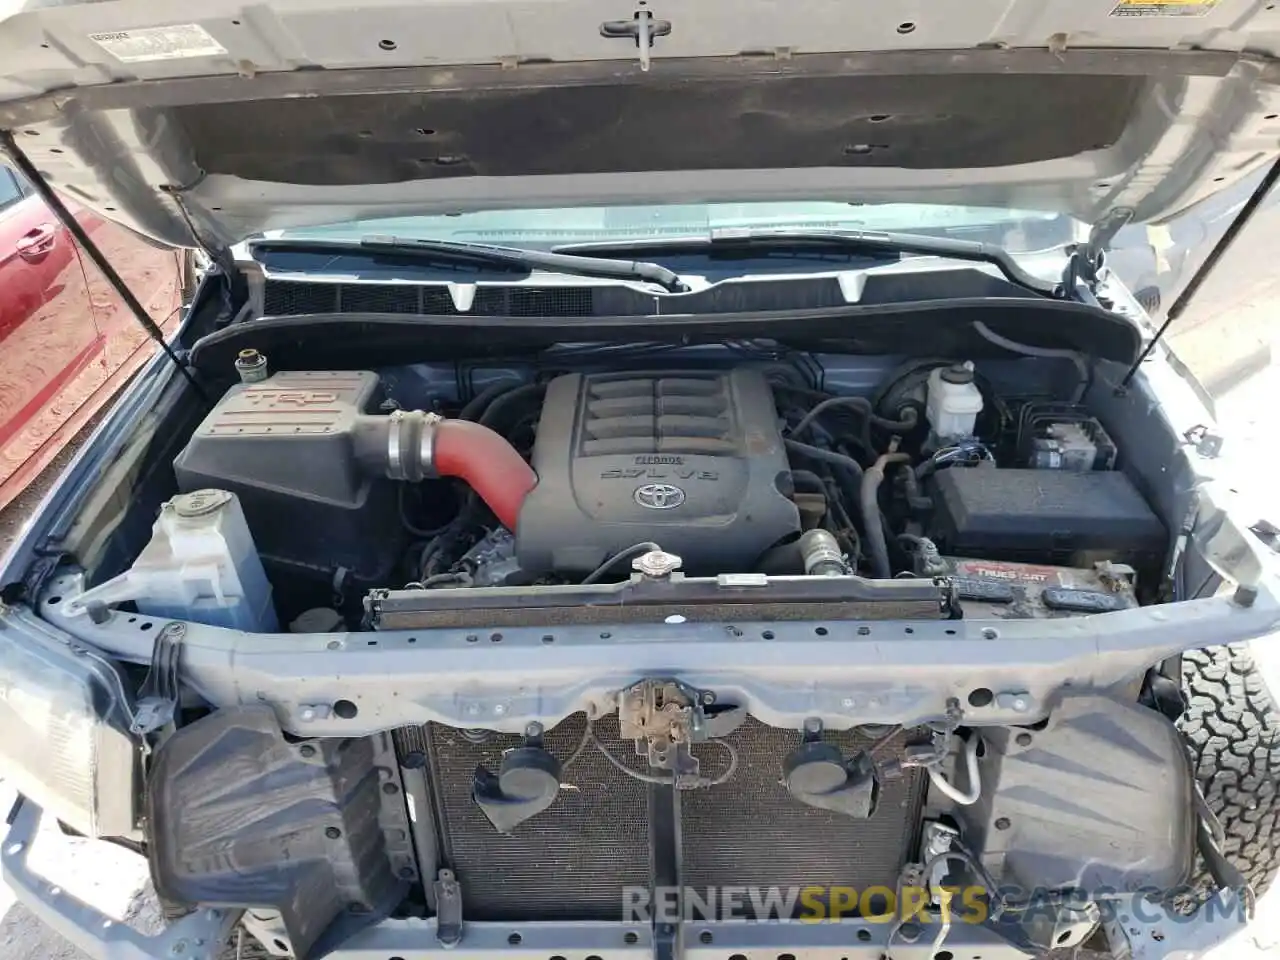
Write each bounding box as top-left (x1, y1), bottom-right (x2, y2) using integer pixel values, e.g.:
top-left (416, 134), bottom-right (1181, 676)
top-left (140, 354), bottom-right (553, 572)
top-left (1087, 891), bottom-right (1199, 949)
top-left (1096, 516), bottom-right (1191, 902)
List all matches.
top-left (1069, 206), bottom-right (1135, 290)
top-left (158, 178), bottom-right (240, 282)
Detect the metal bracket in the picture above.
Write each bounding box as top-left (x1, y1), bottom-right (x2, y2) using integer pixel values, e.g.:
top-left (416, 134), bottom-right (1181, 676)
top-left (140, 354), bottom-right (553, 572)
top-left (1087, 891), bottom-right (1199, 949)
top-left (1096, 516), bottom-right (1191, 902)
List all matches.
top-left (600, 10), bottom-right (672, 72)
top-left (1103, 890), bottom-right (1248, 960)
top-left (920, 821), bottom-right (961, 898)
top-left (619, 679), bottom-right (709, 786)
top-left (1249, 518), bottom-right (1280, 554)
top-left (1182, 424), bottom-right (1223, 459)
top-left (240, 909), bottom-right (294, 958)
top-left (131, 622), bottom-right (184, 736)
top-left (433, 868), bottom-right (464, 946)
top-left (1021, 902), bottom-right (1101, 952)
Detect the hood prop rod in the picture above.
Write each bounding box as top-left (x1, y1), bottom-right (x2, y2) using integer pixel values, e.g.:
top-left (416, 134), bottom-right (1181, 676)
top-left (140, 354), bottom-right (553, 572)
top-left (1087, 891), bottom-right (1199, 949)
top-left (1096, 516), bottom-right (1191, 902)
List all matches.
top-left (0, 131), bottom-right (207, 401)
top-left (1121, 153), bottom-right (1280, 388)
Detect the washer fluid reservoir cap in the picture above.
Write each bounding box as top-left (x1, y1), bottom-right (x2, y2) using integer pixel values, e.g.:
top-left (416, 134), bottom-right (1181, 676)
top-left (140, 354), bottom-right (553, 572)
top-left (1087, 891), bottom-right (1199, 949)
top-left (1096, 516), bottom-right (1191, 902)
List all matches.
top-left (173, 489), bottom-right (234, 518)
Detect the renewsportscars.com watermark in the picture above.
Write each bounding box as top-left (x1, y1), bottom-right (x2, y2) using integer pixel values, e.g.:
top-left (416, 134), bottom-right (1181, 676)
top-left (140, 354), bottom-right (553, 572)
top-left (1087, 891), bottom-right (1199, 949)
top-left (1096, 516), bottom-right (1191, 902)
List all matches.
top-left (623, 886), bottom-right (1248, 924)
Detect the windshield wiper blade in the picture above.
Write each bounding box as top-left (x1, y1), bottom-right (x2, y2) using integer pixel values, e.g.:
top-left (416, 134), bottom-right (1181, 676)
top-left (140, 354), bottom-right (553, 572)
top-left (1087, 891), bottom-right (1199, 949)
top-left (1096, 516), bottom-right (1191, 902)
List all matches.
top-left (555, 228), bottom-right (1058, 298)
top-left (251, 235), bottom-right (689, 293)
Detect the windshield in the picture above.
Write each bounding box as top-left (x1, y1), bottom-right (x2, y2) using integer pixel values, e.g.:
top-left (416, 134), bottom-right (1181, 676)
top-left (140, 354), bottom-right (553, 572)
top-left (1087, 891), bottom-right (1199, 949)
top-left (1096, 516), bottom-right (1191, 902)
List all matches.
top-left (272, 202), bottom-right (1082, 254)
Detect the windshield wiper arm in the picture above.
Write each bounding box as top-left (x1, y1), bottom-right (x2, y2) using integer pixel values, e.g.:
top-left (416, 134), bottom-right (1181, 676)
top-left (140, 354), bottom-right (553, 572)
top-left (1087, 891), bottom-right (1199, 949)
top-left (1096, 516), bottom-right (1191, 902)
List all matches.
top-left (251, 235), bottom-right (689, 293)
top-left (555, 228), bottom-right (1058, 297)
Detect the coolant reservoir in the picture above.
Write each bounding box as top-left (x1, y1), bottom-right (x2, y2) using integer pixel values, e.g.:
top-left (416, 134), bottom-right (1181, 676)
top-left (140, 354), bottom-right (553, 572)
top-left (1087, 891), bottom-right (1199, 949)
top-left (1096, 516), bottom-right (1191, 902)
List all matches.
top-left (926, 362), bottom-right (984, 442)
top-left (64, 489), bottom-right (278, 632)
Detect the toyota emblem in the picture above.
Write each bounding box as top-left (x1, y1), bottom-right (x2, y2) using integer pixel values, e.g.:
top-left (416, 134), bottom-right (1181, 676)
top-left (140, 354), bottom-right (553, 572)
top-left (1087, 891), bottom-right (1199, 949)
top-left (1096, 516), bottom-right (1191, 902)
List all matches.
top-left (634, 483), bottom-right (686, 510)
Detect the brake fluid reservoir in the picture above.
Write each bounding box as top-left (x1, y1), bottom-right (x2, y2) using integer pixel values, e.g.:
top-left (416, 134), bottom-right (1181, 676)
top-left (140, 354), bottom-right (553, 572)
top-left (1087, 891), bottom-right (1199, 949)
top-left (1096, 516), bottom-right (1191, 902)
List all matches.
top-left (926, 362), bottom-right (984, 441)
top-left (64, 489), bottom-right (278, 632)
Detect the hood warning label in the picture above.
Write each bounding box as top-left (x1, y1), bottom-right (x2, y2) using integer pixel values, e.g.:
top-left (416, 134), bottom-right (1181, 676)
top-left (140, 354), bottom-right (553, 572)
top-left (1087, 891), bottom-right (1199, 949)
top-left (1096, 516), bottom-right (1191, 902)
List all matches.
top-left (88, 24), bottom-right (227, 62)
top-left (1111, 0), bottom-right (1219, 15)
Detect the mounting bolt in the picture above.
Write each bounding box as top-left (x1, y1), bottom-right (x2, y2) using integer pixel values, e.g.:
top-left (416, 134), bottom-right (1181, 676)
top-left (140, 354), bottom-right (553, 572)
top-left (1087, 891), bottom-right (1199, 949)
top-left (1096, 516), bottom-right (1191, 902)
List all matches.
top-left (299, 707), bottom-right (316, 722)
top-left (841, 697), bottom-right (855, 709)
top-left (996, 691), bottom-right (1032, 714)
top-left (1015, 732), bottom-right (1032, 747)
top-left (493, 704), bottom-right (507, 716)
top-left (701, 692), bottom-right (716, 705)
top-left (525, 721), bottom-right (544, 738)
top-left (299, 744), bottom-right (317, 758)
top-left (325, 826), bottom-right (342, 839)
top-left (995, 817), bottom-right (1012, 831)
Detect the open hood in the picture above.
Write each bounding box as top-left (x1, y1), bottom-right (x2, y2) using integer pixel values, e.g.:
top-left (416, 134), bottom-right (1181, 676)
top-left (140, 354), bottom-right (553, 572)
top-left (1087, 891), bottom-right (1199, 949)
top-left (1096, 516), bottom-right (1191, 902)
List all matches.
top-left (3, 0), bottom-right (1280, 253)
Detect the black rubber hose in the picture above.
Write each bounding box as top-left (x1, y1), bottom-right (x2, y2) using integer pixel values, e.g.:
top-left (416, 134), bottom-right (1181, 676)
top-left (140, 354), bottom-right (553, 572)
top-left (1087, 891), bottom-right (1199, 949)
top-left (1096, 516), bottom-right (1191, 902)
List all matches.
top-left (756, 540), bottom-right (805, 575)
top-left (901, 462), bottom-right (928, 509)
top-left (915, 459), bottom-right (940, 481)
top-left (784, 439), bottom-right (865, 482)
top-left (789, 469), bottom-right (827, 494)
top-left (479, 382), bottom-right (547, 430)
top-left (459, 380), bottom-right (522, 421)
top-left (790, 396), bottom-right (918, 440)
top-left (397, 483), bottom-right (454, 538)
top-left (772, 385), bottom-right (878, 456)
top-left (861, 452), bottom-right (912, 579)
top-left (581, 542), bottom-right (662, 585)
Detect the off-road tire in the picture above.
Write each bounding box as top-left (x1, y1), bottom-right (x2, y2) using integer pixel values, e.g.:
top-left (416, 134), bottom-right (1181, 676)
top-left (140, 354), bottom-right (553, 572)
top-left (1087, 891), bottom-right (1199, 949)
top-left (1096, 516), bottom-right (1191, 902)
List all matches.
top-left (1179, 644), bottom-right (1280, 898)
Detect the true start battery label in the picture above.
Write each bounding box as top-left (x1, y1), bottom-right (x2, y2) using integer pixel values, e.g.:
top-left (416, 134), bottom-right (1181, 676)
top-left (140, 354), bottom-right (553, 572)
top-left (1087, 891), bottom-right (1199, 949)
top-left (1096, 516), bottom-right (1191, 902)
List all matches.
top-left (953, 560), bottom-right (1065, 584)
top-left (1110, 0), bottom-right (1219, 16)
top-left (88, 24), bottom-right (227, 62)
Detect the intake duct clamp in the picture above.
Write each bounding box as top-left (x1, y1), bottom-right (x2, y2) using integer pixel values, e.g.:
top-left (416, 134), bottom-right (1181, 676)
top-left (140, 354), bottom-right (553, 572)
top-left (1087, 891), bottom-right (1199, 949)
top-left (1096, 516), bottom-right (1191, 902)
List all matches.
top-left (354, 409), bottom-right (537, 531)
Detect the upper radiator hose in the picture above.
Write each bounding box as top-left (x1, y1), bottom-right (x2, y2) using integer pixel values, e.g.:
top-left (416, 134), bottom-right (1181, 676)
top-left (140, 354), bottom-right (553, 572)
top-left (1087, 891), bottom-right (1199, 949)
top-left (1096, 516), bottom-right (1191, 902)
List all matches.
top-left (355, 410), bottom-right (537, 531)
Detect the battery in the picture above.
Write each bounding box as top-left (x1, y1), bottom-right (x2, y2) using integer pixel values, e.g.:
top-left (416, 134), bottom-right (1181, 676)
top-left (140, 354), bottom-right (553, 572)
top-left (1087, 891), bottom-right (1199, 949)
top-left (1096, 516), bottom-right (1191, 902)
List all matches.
top-left (942, 557), bottom-right (1138, 620)
top-left (927, 467), bottom-right (1167, 571)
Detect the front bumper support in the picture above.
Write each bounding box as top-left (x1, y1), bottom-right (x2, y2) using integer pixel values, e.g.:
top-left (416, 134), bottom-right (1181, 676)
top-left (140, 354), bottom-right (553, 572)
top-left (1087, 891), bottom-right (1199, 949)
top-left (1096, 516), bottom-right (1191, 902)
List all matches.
top-left (1, 799), bottom-right (234, 960)
top-left (0, 795), bottom-right (1252, 960)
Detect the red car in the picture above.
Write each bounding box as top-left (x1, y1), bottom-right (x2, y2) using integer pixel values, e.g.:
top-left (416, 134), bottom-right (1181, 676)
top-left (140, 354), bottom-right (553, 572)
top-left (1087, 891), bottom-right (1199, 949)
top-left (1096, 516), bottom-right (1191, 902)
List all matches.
top-left (0, 162), bottom-right (188, 511)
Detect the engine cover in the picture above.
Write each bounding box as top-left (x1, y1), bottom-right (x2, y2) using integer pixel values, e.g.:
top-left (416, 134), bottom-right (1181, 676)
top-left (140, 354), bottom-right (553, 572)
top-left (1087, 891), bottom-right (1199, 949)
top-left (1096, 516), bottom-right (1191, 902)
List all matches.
top-left (516, 369), bottom-right (800, 576)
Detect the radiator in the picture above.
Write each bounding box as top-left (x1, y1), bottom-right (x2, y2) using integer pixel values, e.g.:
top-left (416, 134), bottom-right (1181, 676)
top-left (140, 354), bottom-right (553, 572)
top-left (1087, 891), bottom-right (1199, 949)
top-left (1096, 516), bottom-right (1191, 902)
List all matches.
top-left (397, 715), bottom-right (925, 922)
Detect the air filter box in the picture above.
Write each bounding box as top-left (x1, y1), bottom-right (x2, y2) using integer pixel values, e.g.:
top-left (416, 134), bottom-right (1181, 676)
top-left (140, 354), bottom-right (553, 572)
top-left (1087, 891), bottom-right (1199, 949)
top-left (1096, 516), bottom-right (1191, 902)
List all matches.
top-left (173, 371), bottom-right (403, 586)
top-left (927, 466), bottom-right (1166, 570)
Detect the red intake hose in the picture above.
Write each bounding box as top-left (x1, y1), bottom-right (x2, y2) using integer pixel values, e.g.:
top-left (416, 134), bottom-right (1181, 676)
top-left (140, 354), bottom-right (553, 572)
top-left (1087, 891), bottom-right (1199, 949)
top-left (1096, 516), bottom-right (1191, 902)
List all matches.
top-left (431, 419), bottom-right (537, 531)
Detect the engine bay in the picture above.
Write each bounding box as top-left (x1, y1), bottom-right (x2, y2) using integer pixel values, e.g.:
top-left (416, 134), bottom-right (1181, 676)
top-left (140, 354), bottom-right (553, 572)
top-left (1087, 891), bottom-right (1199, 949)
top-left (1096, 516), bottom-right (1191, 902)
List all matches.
top-left (32, 334), bottom-right (1249, 960)
top-left (69, 347), bottom-right (1167, 633)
